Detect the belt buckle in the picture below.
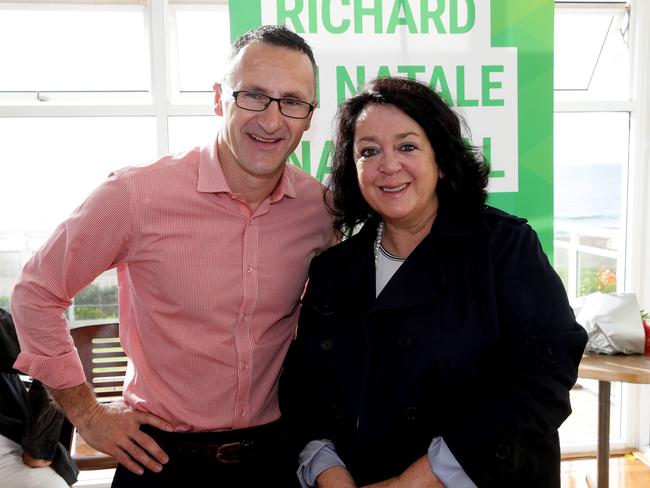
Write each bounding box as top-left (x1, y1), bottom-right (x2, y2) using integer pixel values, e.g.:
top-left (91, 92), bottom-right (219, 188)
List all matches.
top-left (215, 441), bottom-right (242, 464)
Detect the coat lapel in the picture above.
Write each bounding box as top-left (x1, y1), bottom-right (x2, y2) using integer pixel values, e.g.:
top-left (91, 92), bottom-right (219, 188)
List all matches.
top-left (370, 234), bottom-right (447, 312)
top-left (338, 221), bottom-right (378, 314)
top-left (334, 209), bottom-right (487, 314)
top-left (367, 208), bottom-right (486, 313)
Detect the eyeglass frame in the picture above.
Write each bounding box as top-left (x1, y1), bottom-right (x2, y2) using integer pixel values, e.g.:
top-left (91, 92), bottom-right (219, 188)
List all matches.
top-left (224, 86), bottom-right (316, 120)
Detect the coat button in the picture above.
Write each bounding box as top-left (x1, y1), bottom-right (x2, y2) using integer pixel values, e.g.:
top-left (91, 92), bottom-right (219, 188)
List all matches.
top-left (495, 443), bottom-right (511, 460)
top-left (315, 296), bottom-right (335, 315)
top-left (404, 406), bottom-right (418, 421)
top-left (328, 402), bottom-right (341, 419)
top-left (398, 334), bottom-right (411, 349)
top-left (320, 339), bottom-right (334, 351)
top-left (545, 347), bottom-right (556, 362)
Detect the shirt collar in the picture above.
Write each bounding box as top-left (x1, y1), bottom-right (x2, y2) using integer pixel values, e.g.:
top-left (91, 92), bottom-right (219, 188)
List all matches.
top-left (197, 135), bottom-right (230, 194)
top-left (197, 134), bottom-right (297, 201)
top-left (270, 165), bottom-right (297, 202)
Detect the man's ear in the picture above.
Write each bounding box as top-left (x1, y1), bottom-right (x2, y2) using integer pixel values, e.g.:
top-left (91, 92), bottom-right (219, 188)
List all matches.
top-left (213, 82), bottom-right (224, 116)
top-left (304, 99), bottom-right (317, 131)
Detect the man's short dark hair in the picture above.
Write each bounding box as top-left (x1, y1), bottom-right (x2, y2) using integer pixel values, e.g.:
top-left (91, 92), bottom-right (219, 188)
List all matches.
top-left (230, 25), bottom-right (317, 81)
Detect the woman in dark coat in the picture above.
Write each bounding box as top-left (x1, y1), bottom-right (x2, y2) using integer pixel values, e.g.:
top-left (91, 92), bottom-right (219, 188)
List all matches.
top-left (279, 77), bottom-right (587, 488)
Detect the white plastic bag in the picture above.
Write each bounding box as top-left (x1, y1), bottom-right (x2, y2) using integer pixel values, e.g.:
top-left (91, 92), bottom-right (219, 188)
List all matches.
top-left (573, 292), bottom-right (645, 355)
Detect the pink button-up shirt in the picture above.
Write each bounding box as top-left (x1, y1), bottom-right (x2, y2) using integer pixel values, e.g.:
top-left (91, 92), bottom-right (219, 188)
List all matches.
top-left (11, 138), bottom-right (333, 431)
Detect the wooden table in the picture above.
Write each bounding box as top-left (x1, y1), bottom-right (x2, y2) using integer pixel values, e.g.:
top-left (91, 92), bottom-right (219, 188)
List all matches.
top-left (578, 353), bottom-right (650, 488)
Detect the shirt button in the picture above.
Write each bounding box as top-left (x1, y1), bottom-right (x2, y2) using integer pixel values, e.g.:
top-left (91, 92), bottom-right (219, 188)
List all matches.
top-left (240, 409), bottom-right (247, 417)
top-left (246, 265), bottom-right (253, 273)
top-left (241, 361), bottom-right (248, 371)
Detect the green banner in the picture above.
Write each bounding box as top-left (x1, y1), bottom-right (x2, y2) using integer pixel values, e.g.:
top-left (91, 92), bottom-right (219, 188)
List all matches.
top-left (228, 0), bottom-right (554, 254)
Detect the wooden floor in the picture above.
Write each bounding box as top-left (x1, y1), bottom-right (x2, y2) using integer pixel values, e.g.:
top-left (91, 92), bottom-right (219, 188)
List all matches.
top-left (561, 455), bottom-right (650, 487)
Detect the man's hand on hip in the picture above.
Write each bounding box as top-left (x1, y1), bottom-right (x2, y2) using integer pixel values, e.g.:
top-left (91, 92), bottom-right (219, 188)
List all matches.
top-left (50, 383), bottom-right (173, 475)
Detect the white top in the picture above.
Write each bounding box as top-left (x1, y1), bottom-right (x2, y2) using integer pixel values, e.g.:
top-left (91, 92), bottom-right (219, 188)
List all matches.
top-left (375, 244), bottom-right (406, 296)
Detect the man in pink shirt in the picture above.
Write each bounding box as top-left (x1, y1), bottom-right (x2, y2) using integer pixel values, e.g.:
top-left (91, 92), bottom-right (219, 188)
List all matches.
top-left (11, 25), bottom-right (332, 487)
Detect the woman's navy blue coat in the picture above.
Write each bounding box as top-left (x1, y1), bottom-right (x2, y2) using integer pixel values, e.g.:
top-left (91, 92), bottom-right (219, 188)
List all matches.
top-left (279, 207), bottom-right (587, 487)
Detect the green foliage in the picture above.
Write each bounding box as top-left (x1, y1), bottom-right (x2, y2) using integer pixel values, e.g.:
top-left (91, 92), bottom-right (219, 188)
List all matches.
top-left (73, 284), bottom-right (118, 321)
top-left (74, 306), bottom-right (118, 320)
top-left (75, 283), bottom-right (118, 306)
top-left (579, 266), bottom-right (616, 297)
top-left (0, 295), bottom-right (9, 309)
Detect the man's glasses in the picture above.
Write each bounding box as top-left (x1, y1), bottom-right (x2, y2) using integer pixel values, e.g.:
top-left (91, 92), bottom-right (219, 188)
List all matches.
top-left (229, 90), bottom-right (315, 119)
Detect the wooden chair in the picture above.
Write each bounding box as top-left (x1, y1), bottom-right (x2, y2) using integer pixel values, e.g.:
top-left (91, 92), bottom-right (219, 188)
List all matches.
top-left (64, 322), bottom-right (126, 470)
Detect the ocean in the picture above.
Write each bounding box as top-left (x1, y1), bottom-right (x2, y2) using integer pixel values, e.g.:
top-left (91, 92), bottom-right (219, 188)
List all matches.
top-left (554, 163), bottom-right (622, 230)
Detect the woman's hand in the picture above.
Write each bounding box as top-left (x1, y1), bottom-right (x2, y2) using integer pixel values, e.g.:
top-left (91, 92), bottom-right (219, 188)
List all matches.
top-left (316, 465), bottom-right (358, 488)
top-left (362, 455), bottom-right (445, 488)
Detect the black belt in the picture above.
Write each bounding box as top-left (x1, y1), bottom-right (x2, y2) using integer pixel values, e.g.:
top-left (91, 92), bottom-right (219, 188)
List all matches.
top-left (173, 440), bottom-right (250, 464)
top-left (142, 420), bottom-right (287, 465)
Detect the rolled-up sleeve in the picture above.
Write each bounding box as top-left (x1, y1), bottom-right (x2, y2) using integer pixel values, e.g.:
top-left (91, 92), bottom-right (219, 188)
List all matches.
top-left (11, 172), bottom-right (134, 389)
top-left (429, 437), bottom-right (477, 488)
top-left (297, 439), bottom-right (345, 488)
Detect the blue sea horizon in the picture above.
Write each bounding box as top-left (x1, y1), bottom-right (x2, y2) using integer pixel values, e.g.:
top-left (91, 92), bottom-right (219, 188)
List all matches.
top-left (554, 163), bottom-right (621, 230)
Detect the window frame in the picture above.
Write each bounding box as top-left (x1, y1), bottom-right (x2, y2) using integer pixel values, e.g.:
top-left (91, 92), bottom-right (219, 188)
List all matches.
top-left (554, 0), bottom-right (650, 458)
top-left (0, 2), bottom-right (152, 103)
top-left (0, 0), bottom-right (227, 326)
top-left (0, 0), bottom-right (226, 155)
top-left (626, 0), bottom-right (650, 460)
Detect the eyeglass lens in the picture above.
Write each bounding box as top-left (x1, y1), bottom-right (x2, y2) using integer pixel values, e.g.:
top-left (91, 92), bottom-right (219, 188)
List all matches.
top-left (235, 91), bottom-right (312, 118)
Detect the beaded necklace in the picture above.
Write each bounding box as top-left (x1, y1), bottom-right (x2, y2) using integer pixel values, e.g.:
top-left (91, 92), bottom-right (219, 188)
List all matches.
top-left (373, 220), bottom-right (384, 269)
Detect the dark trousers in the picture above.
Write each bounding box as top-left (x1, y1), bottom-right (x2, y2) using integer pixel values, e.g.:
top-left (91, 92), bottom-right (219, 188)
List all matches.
top-left (111, 421), bottom-right (299, 487)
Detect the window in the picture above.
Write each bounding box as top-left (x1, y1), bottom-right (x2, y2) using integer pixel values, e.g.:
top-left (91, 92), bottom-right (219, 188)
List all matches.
top-left (554, 2), bottom-right (630, 101)
top-left (0, 0), bottom-right (229, 326)
top-left (168, 115), bottom-right (221, 153)
top-left (553, 111), bottom-right (629, 299)
top-left (554, 0), bottom-right (650, 458)
top-left (0, 117), bottom-right (157, 230)
top-left (0, 7), bottom-right (148, 92)
top-left (172, 4), bottom-right (230, 93)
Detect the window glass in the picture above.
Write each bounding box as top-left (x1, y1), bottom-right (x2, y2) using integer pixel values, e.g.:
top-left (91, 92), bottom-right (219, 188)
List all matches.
top-left (168, 115), bottom-right (222, 153)
top-left (554, 112), bottom-right (629, 231)
top-left (560, 379), bottom-right (623, 445)
top-left (0, 251), bottom-right (22, 309)
top-left (578, 253), bottom-right (618, 296)
top-left (578, 234), bottom-right (617, 251)
top-left (554, 7), bottom-right (630, 101)
top-left (69, 270), bottom-right (119, 326)
top-left (173, 6), bottom-right (230, 92)
top-left (0, 117), bottom-right (158, 231)
top-left (0, 6), bottom-right (149, 92)
top-left (554, 246), bottom-right (569, 291)
top-left (0, 117), bottom-right (157, 311)
top-left (553, 6), bottom-right (630, 449)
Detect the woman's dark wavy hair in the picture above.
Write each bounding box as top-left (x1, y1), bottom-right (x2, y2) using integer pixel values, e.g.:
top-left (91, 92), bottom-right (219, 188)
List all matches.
top-left (329, 77), bottom-right (489, 236)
